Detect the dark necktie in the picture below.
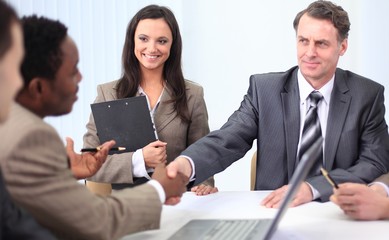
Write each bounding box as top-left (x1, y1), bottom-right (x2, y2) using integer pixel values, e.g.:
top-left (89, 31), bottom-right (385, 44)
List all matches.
top-left (299, 91), bottom-right (323, 177)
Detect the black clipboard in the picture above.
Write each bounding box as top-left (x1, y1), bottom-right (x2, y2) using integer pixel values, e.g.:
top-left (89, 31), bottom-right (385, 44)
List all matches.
top-left (91, 96), bottom-right (157, 153)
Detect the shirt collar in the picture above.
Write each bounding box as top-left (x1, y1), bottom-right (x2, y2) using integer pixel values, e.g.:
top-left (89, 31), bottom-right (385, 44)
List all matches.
top-left (297, 69), bottom-right (334, 106)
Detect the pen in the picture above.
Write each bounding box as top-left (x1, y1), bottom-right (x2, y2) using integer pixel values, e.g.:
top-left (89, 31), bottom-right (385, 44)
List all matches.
top-left (81, 147), bottom-right (126, 152)
top-left (320, 167), bottom-right (339, 189)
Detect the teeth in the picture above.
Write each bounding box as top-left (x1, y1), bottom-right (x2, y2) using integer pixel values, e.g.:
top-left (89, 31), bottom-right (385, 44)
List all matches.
top-left (144, 54), bottom-right (158, 59)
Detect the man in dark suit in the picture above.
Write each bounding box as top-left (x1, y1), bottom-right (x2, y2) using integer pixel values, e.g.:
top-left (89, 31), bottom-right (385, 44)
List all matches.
top-left (167, 0), bottom-right (389, 207)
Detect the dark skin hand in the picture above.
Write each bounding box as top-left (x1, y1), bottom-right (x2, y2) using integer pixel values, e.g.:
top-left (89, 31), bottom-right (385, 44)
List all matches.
top-left (152, 163), bottom-right (189, 205)
top-left (66, 137), bottom-right (116, 179)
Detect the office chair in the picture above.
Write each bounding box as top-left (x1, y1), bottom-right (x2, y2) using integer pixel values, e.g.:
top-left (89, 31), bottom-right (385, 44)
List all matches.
top-left (250, 151), bottom-right (257, 190)
top-left (85, 180), bottom-right (112, 196)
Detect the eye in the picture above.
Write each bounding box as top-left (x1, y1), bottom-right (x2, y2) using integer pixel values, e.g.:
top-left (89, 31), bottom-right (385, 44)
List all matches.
top-left (316, 41), bottom-right (328, 48)
top-left (138, 36), bottom-right (148, 42)
top-left (298, 38), bottom-right (308, 45)
top-left (158, 39), bottom-right (168, 44)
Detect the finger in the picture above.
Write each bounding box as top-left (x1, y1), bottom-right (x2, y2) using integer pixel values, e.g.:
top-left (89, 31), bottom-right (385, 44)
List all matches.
top-left (149, 140), bottom-right (167, 148)
top-left (260, 192), bottom-right (275, 206)
top-left (101, 140), bottom-right (116, 149)
top-left (191, 186), bottom-right (199, 192)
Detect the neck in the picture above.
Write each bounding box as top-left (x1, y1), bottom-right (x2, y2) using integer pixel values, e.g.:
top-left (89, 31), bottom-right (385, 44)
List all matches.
top-left (16, 92), bottom-right (46, 119)
top-left (140, 68), bottom-right (164, 89)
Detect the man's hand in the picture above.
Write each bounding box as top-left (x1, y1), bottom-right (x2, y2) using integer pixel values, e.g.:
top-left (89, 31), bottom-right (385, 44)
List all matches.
top-left (152, 163), bottom-right (188, 205)
top-left (330, 183), bottom-right (389, 220)
top-left (261, 182), bottom-right (313, 208)
top-left (66, 137), bottom-right (115, 179)
top-left (166, 157), bottom-right (192, 180)
top-left (191, 184), bottom-right (218, 196)
top-left (143, 140), bottom-right (167, 168)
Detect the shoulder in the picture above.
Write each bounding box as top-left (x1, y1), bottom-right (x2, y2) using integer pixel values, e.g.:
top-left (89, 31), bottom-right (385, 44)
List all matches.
top-left (336, 68), bottom-right (384, 91)
top-left (250, 66), bottom-right (297, 82)
top-left (184, 79), bottom-right (204, 95)
top-left (0, 104), bottom-right (65, 170)
top-left (0, 103), bottom-right (57, 137)
top-left (249, 66), bottom-right (298, 91)
top-left (97, 79), bottom-right (120, 91)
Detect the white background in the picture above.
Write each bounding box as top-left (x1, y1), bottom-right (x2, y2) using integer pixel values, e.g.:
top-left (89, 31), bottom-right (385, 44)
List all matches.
top-left (7, 0), bottom-right (389, 191)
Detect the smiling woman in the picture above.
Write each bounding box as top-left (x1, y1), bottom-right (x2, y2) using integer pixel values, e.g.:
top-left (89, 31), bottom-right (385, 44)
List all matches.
top-left (83, 4), bottom-right (218, 195)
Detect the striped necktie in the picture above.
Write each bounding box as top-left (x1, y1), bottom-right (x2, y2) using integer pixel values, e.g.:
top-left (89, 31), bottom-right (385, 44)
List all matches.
top-left (299, 91), bottom-right (323, 177)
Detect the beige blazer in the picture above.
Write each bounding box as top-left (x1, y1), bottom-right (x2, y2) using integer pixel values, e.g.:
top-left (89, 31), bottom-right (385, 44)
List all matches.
top-left (84, 80), bottom-right (213, 186)
top-left (0, 103), bottom-right (162, 240)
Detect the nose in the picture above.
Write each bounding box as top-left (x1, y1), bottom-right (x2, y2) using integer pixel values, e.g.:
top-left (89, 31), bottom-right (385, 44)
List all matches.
top-left (147, 41), bottom-right (158, 53)
top-left (306, 42), bottom-right (317, 57)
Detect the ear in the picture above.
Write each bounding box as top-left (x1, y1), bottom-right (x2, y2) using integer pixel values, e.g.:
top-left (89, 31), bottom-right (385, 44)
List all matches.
top-left (339, 38), bottom-right (348, 56)
top-left (28, 78), bottom-right (45, 98)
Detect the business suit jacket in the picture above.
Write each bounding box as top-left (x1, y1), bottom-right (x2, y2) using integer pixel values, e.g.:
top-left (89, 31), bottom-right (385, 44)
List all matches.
top-left (375, 173), bottom-right (389, 186)
top-left (183, 66), bottom-right (389, 201)
top-left (84, 80), bottom-right (213, 186)
top-left (0, 171), bottom-right (56, 240)
top-left (0, 103), bottom-right (162, 240)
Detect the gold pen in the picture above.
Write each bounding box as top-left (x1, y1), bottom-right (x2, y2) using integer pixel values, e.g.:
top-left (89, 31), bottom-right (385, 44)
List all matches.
top-left (320, 167), bottom-right (339, 189)
top-left (81, 147), bottom-right (126, 152)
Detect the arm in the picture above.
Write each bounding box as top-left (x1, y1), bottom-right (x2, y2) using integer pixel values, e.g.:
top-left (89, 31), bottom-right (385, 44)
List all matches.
top-left (171, 77), bottom-right (259, 185)
top-left (186, 84), bottom-right (217, 193)
top-left (3, 125), bottom-right (162, 240)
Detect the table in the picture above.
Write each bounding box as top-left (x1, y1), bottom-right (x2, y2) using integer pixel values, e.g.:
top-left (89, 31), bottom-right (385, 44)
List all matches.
top-left (121, 191), bottom-right (388, 240)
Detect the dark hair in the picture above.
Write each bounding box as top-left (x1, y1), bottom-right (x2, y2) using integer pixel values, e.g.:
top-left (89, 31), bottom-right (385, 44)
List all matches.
top-left (117, 5), bottom-right (189, 122)
top-left (0, 1), bottom-right (19, 59)
top-left (20, 15), bottom-right (67, 86)
top-left (293, 0), bottom-right (350, 42)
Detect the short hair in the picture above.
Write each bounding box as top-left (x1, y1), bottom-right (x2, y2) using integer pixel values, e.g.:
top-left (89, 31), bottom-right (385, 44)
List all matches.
top-left (20, 15), bottom-right (67, 86)
top-left (0, 1), bottom-right (19, 60)
top-left (293, 0), bottom-right (350, 42)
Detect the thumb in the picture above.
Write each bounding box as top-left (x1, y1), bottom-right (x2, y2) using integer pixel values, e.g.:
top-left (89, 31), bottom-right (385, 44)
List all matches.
top-left (65, 137), bottom-right (74, 153)
top-left (166, 161), bottom-right (178, 179)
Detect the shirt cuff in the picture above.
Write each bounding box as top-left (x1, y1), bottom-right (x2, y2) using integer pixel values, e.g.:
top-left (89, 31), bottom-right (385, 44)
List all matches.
top-left (306, 181), bottom-right (321, 200)
top-left (132, 149), bottom-right (152, 179)
top-left (368, 182), bottom-right (389, 196)
top-left (147, 179), bottom-right (165, 203)
top-left (178, 155), bottom-right (196, 181)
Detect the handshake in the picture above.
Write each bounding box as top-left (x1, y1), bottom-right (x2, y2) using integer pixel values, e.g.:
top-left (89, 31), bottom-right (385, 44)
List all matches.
top-left (151, 162), bottom-right (190, 205)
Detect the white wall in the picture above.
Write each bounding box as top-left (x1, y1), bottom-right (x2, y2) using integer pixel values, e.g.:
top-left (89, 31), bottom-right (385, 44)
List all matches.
top-left (7, 0), bottom-right (389, 191)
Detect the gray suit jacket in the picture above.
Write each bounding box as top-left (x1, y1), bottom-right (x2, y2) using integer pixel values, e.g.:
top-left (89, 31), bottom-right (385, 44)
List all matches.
top-left (183, 66), bottom-right (389, 201)
top-left (375, 173), bottom-right (389, 186)
top-left (84, 80), bottom-right (213, 186)
top-left (0, 103), bottom-right (162, 240)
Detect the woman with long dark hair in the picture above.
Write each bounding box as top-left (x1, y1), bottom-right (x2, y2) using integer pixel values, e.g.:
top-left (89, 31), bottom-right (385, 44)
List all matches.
top-left (84, 5), bottom-right (217, 195)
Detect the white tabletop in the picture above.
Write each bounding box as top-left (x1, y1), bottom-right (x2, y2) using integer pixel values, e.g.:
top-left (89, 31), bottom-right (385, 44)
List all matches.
top-left (121, 191), bottom-right (389, 240)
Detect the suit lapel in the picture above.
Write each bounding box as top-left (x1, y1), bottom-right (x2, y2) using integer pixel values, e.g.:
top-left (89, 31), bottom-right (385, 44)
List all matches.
top-left (153, 85), bottom-right (177, 133)
top-left (325, 69), bottom-right (351, 169)
top-left (281, 69), bottom-right (301, 179)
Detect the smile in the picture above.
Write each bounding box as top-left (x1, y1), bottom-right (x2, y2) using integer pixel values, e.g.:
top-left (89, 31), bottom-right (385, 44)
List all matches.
top-left (143, 53), bottom-right (160, 59)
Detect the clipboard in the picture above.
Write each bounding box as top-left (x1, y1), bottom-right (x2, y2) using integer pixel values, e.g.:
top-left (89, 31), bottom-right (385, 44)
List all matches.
top-left (91, 96), bottom-right (157, 153)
